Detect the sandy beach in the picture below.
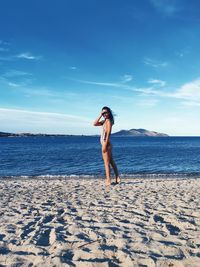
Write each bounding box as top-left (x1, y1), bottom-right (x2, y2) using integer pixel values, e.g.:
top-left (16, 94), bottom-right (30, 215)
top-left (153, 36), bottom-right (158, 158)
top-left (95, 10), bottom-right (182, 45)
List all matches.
top-left (0, 177), bottom-right (199, 267)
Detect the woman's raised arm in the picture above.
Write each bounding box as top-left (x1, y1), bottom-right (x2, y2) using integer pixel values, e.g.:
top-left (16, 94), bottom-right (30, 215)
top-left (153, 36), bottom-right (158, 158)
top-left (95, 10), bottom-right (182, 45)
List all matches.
top-left (93, 112), bottom-right (105, 126)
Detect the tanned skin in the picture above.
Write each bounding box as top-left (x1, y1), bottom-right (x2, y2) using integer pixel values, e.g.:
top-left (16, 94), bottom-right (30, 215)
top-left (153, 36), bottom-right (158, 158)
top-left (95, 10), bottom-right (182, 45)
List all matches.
top-left (93, 109), bottom-right (120, 186)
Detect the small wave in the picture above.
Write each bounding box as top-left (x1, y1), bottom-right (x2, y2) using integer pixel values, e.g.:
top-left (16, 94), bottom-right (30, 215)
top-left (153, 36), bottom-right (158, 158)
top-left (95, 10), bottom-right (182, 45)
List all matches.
top-left (1, 173), bottom-right (200, 180)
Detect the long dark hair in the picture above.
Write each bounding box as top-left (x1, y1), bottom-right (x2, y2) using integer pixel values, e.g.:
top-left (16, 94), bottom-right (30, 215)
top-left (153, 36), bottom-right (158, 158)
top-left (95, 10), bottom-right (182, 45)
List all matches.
top-left (102, 106), bottom-right (114, 125)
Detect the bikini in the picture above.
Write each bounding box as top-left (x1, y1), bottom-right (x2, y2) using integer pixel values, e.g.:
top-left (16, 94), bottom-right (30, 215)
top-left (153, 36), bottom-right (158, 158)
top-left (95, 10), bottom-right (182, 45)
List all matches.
top-left (100, 121), bottom-right (107, 145)
top-left (100, 119), bottom-right (113, 146)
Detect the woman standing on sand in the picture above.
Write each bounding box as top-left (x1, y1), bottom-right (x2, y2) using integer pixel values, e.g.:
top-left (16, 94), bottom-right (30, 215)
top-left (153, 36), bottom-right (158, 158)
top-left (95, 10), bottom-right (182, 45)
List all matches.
top-left (93, 106), bottom-right (120, 186)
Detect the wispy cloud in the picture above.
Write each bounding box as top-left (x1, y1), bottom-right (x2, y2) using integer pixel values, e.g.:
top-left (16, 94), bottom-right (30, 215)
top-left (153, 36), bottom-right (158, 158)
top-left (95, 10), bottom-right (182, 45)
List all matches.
top-left (3, 70), bottom-right (32, 78)
top-left (3, 78), bottom-right (32, 88)
top-left (137, 78), bottom-right (200, 106)
top-left (174, 79), bottom-right (200, 101)
top-left (0, 40), bottom-right (41, 61)
top-left (0, 72), bottom-right (80, 102)
top-left (134, 87), bottom-right (157, 95)
top-left (0, 69), bottom-right (33, 88)
top-left (74, 74), bottom-right (134, 90)
top-left (148, 79), bottom-right (166, 87)
top-left (0, 108), bottom-right (91, 134)
top-left (7, 82), bottom-right (21, 87)
top-left (150, 0), bottom-right (180, 16)
top-left (0, 108), bottom-right (90, 122)
top-left (24, 87), bottom-right (59, 97)
top-left (120, 74), bottom-right (133, 83)
top-left (0, 40), bottom-right (10, 52)
top-left (175, 47), bottom-right (190, 58)
top-left (0, 52), bottom-right (42, 61)
top-left (77, 79), bottom-right (123, 88)
top-left (137, 98), bottom-right (159, 107)
top-left (66, 75), bottom-right (200, 108)
top-left (69, 66), bottom-right (78, 70)
top-left (16, 52), bottom-right (42, 60)
top-left (144, 58), bottom-right (168, 68)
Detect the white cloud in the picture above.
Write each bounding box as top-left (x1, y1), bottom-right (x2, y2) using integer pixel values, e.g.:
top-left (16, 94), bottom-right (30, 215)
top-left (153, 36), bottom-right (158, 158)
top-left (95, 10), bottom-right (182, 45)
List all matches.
top-left (174, 79), bottom-right (200, 101)
top-left (120, 74), bottom-right (133, 83)
top-left (0, 52), bottom-right (42, 61)
top-left (148, 79), bottom-right (166, 87)
top-left (77, 79), bottom-right (123, 88)
top-left (0, 108), bottom-right (92, 134)
top-left (70, 76), bottom-right (200, 108)
top-left (136, 78), bottom-right (200, 106)
top-left (7, 82), bottom-right (21, 87)
top-left (144, 58), bottom-right (168, 68)
top-left (134, 87), bottom-right (158, 95)
top-left (0, 75), bottom-right (33, 89)
top-left (16, 52), bottom-right (41, 60)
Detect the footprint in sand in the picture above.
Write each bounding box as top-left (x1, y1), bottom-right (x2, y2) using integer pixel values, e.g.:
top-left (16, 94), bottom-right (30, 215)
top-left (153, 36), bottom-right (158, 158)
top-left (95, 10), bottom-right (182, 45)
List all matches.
top-left (153, 214), bottom-right (181, 236)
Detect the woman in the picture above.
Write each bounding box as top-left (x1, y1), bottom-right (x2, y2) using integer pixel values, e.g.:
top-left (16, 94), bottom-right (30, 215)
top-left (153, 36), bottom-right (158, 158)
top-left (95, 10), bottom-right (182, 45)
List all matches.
top-left (93, 106), bottom-right (120, 186)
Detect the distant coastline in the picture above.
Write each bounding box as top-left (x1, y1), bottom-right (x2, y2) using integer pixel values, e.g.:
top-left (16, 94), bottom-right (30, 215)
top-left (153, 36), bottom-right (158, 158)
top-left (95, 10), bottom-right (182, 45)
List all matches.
top-left (0, 129), bottom-right (169, 137)
top-left (0, 132), bottom-right (89, 138)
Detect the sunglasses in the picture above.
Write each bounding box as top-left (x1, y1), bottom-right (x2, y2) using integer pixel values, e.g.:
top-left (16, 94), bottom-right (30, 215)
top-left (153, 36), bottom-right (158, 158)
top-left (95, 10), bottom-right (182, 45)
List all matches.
top-left (102, 112), bottom-right (108, 116)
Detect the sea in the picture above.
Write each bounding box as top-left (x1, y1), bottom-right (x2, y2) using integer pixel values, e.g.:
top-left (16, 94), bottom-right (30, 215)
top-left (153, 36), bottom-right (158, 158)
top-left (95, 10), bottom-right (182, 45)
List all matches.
top-left (0, 136), bottom-right (200, 179)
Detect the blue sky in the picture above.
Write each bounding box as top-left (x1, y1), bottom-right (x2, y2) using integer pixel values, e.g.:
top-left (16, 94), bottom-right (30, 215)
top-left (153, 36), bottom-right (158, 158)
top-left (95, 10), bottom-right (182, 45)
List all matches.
top-left (0, 0), bottom-right (200, 135)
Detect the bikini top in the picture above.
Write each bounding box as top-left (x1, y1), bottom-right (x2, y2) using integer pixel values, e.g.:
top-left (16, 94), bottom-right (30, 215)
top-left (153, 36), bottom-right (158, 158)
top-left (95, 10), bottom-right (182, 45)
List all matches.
top-left (101, 119), bottom-right (113, 144)
top-left (100, 121), bottom-right (106, 144)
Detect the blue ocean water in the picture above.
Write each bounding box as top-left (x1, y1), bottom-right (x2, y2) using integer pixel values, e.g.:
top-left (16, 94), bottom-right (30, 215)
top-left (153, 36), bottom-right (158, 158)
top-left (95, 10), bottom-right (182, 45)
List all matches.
top-left (0, 136), bottom-right (200, 178)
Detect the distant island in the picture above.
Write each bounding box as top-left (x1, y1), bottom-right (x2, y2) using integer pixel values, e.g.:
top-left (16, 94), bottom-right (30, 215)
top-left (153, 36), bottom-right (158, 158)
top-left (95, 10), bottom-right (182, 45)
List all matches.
top-left (0, 129), bottom-right (168, 138)
top-left (0, 132), bottom-right (79, 137)
top-left (112, 128), bottom-right (168, 137)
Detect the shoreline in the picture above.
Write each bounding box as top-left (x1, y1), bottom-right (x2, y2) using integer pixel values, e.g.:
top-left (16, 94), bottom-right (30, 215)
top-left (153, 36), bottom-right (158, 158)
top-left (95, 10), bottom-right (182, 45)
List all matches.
top-left (0, 177), bottom-right (200, 266)
top-left (1, 173), bottom-right (200, 180)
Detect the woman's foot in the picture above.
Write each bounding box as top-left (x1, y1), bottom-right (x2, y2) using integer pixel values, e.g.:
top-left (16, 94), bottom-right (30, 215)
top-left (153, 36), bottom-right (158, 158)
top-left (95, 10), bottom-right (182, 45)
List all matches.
top-left (115, 177), bottom-right (121, 184)
top-left (105, 179), bottom-right (111, 186)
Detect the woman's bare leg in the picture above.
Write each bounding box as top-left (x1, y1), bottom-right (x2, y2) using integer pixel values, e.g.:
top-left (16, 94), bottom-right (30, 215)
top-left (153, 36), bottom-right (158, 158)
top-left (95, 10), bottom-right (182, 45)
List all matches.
top-left (110, 157), bottom-right (120, 183)
top-left (102, 149), bottom-right (111, 185)
top-left (108, 145), bottom-right (121, 183)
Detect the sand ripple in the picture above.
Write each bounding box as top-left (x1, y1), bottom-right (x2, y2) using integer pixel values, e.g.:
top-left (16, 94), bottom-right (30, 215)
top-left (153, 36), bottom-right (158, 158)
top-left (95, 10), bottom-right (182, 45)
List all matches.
top-left (0, 177), bottom-right (200, 266)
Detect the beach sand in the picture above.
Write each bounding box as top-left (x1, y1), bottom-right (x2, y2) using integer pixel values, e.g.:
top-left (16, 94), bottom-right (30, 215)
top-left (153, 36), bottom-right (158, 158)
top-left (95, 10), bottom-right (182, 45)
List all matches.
top-left (0, 177), bottom-right (199, 267)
